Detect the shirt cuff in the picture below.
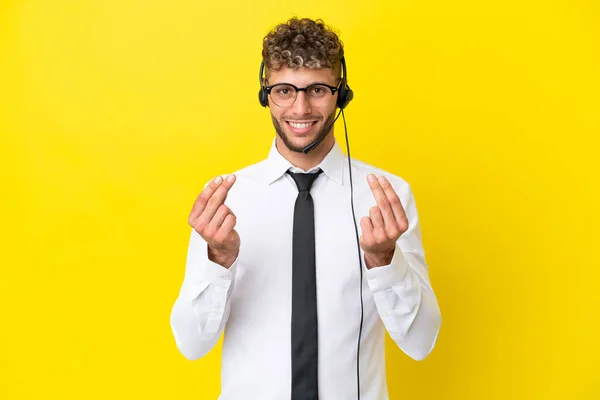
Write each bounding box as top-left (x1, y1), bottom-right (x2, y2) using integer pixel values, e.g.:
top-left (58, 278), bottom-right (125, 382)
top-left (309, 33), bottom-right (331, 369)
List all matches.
top-left (364, 244), bottom-right (409, 292)
top-left (197, 256), bottom-right (239, 289)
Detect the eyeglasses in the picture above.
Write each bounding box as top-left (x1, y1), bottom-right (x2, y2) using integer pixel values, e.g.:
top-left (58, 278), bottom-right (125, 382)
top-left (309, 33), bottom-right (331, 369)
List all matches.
top-left (265, 82), bottom-right (339, 108)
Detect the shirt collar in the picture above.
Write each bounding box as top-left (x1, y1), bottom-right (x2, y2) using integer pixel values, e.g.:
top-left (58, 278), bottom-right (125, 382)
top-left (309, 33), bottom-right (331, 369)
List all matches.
top-left (262, 137), bottom-right (345, 186)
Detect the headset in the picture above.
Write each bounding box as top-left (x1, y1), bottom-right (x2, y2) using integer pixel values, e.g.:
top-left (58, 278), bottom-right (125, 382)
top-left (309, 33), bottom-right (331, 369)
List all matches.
top-left (258, 56), bottom-right (365, 400)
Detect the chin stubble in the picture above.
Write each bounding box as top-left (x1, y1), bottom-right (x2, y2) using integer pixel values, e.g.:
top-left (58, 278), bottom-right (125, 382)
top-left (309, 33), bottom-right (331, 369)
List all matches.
top-left (272, 112), bottom-right (336, 153)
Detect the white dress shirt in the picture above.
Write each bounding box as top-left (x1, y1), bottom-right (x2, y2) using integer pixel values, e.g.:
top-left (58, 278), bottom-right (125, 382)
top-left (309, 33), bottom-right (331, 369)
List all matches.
top-left (170, 138), bottom-right (442, 400)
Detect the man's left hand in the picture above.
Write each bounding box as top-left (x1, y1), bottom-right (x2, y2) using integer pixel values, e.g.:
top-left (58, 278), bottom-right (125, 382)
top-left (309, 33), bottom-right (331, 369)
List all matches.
top-left (360, 174), bottom-right (409, 269)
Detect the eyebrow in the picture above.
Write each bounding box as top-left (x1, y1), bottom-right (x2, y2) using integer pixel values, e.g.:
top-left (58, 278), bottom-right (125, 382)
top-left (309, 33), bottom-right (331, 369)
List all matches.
top-left (266, 81), bottom-right (337, 87)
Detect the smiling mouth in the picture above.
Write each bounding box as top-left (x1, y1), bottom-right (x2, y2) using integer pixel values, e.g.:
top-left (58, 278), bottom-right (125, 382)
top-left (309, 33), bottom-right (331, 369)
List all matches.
top-left (286, 120), bottom-right (318, 129)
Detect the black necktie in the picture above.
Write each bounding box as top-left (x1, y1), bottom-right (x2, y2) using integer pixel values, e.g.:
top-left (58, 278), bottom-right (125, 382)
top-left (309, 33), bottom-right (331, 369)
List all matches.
top-left (287, 169), bottom-right (323, 400)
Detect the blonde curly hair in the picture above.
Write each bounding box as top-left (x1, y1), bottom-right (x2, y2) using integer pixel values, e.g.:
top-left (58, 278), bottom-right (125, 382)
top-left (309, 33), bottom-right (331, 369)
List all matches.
top-left (261, 17), bottom-right (344, 78)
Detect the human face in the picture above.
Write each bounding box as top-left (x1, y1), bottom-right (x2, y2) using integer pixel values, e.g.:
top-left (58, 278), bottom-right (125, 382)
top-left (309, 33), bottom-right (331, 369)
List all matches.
top-left (266, 66), bottom-right (339, 153)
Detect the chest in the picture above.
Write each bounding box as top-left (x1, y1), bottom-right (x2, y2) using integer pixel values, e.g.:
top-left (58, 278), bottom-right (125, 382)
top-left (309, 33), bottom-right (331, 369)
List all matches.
top-left (228, 180), bottom-right (365, 291)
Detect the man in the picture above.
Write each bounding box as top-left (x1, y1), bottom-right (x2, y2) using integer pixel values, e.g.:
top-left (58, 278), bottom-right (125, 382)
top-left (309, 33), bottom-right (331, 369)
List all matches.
top-left (170, 17), bottom-right (441, 400)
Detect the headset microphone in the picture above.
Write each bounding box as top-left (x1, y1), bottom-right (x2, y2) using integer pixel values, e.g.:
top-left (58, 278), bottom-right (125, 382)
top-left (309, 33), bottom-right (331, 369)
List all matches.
top-left (302, 108), bottom-right (343, 154)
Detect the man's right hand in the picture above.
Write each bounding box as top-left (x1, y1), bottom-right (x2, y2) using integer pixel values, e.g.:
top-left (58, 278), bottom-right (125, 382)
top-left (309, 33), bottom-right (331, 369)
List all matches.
top-left (188, 174), bottom-right (239, 269)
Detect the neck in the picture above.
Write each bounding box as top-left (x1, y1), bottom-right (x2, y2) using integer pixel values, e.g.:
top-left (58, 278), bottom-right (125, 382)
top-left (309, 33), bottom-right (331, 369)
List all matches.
top-left (276, 134), bottom-right (335, 171)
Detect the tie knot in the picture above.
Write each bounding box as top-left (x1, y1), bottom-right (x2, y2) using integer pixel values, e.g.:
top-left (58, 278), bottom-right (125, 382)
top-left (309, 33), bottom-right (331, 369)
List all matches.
top-left (287, 169), bottom-right (323, 192)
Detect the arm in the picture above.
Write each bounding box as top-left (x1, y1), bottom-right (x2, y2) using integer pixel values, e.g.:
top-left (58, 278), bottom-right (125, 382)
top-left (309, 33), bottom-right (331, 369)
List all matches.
top-left (361, 175), bottom-right (442, 361)
top-left (365, 244), bottom-right (441, 361)
top-left (170, 174), bottom-right (240, 360)
top-left (170, 228), bottom-right (239, 360)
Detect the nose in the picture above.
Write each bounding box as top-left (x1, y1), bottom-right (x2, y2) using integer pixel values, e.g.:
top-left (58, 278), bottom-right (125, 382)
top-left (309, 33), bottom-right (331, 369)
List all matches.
top-left (290, 90), bottom-right (311, 115)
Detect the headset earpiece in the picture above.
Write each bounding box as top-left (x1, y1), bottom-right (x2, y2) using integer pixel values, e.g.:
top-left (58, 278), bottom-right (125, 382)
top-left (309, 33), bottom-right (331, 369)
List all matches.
top-left (258, 61), bottom-right (269, 107)
top-left (336, 56), bottom-right (354, 109)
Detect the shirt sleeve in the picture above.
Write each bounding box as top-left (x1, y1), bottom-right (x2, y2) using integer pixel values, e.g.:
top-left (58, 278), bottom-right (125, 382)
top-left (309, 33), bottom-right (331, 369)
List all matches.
top-left (364, 183), bottom-right (442, 361)
top-left (169, 227), bottom-right (238, 360)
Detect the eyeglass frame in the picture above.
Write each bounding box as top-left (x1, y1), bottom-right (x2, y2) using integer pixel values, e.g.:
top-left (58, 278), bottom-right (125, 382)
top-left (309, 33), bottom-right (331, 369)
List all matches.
top-left (263, 81), bottom-right (341, 107)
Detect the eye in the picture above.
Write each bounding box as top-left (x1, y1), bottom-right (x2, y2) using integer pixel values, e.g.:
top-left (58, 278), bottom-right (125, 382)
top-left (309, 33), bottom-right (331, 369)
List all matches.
top-left (308, 85), bottom-right (328, 97)
top-left (273, 85), bottom-right (295, 97)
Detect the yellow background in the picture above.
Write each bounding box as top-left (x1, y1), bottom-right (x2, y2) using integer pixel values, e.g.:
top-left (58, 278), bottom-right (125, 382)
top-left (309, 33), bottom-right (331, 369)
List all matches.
top-left (1, 0), bottom-right (599, 398)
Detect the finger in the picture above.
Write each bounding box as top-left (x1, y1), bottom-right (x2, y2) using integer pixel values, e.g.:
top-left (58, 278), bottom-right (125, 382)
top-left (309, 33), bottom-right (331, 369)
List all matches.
top-left (206, 204), bottom-right (233, 236)
top-left (377, 175), bottom-right (408, 229)
top-left (369, 206), bottom-right (387, 242)
top-left (367, 174), bottom-right (396, 229)
top-left (196, 174), bottom-right (237, 227)
top-left (216, 213), bottom-right (237, 241)
top-left (189, 175), bottom-right (225, 222)
top-left (360, 216), bottom-right (375, 246)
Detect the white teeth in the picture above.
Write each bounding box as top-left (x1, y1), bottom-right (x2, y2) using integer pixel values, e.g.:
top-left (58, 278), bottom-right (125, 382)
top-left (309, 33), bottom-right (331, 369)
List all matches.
top-left (289, 121), bottom-right (314, 129)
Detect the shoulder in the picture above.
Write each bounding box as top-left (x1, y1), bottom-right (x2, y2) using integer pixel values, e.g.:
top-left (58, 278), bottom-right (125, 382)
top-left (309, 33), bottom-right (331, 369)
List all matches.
top-left (348, 156), bottom-right (413, 195)
top-left (227, 159), bottom-right (267, 182)
top-left (200, 158), bottom-right (268, 187)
